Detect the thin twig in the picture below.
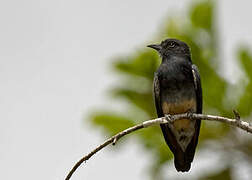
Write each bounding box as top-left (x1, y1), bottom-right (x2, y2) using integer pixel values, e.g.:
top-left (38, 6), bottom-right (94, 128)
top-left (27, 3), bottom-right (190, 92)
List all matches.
top-left (65, 112), bottom-right (252, 180)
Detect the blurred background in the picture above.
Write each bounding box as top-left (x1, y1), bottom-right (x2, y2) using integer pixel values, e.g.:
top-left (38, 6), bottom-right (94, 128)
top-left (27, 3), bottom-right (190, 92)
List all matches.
top-left (1, 0), bottom-right (252, 179)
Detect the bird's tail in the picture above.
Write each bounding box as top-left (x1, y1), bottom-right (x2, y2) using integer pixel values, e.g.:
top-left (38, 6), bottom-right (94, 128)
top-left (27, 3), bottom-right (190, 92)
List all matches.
top-left (174, 121), bottom-right (201, 172)
top-left (160, 123), bottom-right (199, 172)
top-left (174, 151), bottom-right (191, 172)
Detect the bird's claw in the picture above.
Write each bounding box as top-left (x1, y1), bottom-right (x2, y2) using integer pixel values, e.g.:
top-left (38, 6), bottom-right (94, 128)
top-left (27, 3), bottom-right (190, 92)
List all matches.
top-left (165, 114), bottom-right (173, 123)
top-left (187, 111), bottom-right (194, 119)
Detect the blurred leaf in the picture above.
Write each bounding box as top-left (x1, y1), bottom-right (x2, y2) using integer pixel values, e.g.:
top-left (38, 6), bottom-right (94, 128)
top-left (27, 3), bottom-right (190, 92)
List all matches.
top-left (198, 167), bottom-right (232, 180)
top-left (140, 126), bottom-right (173, 162)
top-left (91, 112), bottom-right (135, 135)
top-left (113, 51), bottom-right (159, 80)
top-left (238, 48), bottom-right (252, 78)
top-left (199, 121), bottom-right (230, 141)
top-left (112, 88), bottom-right (156, 117)
top-left (237, 48), bottom-right (252, 116)
top-left (190, 0), bottom-right (213, 31)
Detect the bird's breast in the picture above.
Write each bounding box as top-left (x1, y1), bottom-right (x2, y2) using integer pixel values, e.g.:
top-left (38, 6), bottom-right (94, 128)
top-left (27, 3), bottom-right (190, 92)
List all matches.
top-left (162, 99), bottom-right (196, 115)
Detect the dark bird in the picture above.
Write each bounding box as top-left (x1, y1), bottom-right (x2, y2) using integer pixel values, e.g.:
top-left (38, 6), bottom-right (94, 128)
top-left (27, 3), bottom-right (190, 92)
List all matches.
top-left (147, 39), bottom-right (202, 172)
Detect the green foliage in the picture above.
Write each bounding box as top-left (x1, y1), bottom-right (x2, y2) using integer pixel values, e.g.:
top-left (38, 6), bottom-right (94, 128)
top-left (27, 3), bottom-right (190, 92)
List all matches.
top-left (237, 48), bottom-right (252, 116)
top-left (112, 88), bottom-right (155, 117)
top-left (190, 0), bottom-right (213, 31)
top-left (88, 0), bottom-right (252, 179)
top-left (92, 112), bottom-right (135, 135)
top-left (198, 167), bottom-right (232, 180)
top-left (113, 51), bottom-right (159, 80)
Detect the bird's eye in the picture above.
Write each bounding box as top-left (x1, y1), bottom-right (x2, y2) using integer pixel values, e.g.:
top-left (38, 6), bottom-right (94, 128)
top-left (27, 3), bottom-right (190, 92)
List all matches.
top-left (169, 42), bottom-right (176, 48)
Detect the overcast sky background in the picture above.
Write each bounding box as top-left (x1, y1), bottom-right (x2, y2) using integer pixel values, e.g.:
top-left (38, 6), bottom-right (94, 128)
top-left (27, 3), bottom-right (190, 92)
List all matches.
top-left (1, 0), bottom-right (252, 180)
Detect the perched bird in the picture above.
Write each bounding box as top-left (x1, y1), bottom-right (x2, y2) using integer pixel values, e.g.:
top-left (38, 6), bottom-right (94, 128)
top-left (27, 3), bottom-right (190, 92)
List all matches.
top-left (147, 39), bottom-right (202, 172)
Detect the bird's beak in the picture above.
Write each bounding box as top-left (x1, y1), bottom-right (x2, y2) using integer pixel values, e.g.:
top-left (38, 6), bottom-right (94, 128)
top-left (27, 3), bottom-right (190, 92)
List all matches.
top-left (147, 44), bottom-right (161, 51)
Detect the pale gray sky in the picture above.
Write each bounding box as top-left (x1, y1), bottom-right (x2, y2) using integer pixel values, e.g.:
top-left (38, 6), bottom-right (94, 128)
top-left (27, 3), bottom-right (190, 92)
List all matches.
top-left (1, 0), bottom-right (252, 180)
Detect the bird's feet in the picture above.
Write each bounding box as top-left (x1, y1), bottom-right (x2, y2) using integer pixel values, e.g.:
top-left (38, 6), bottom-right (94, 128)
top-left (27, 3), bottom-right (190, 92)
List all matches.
top-left (186, 110), bottom-right (194, 119)
top-left (165, 114), bottom-right (174, 123)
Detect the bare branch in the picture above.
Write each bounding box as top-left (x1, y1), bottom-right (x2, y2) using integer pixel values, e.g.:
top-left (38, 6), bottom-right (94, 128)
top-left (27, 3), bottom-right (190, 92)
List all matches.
top-left (65, 112), bottom-right (252, 180)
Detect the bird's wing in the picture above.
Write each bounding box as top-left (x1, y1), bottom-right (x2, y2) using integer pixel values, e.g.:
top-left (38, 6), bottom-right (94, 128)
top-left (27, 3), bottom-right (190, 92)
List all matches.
top-left (185, 64), bottom-right (202, 163)
top-left (191, 64), bottom-right (202, 113)
top-left (153, 72), bottom-right (179, 154)
top-left (153, 73), bottom-right (163, 117)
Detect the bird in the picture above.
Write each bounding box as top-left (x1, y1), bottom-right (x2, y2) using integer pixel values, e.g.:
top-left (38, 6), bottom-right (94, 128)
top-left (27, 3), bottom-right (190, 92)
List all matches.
top-left (147, 38), bottom-right (202, 172)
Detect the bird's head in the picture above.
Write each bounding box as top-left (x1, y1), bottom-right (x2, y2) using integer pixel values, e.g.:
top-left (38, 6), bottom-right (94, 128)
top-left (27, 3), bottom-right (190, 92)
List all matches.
top-left (147, 38), bottom-right (191, 58)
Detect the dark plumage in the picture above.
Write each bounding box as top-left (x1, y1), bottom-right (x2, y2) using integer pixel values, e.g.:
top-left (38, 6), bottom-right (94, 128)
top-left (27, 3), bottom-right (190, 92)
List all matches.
top-left (148, 39), bottom-right (202, 172)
